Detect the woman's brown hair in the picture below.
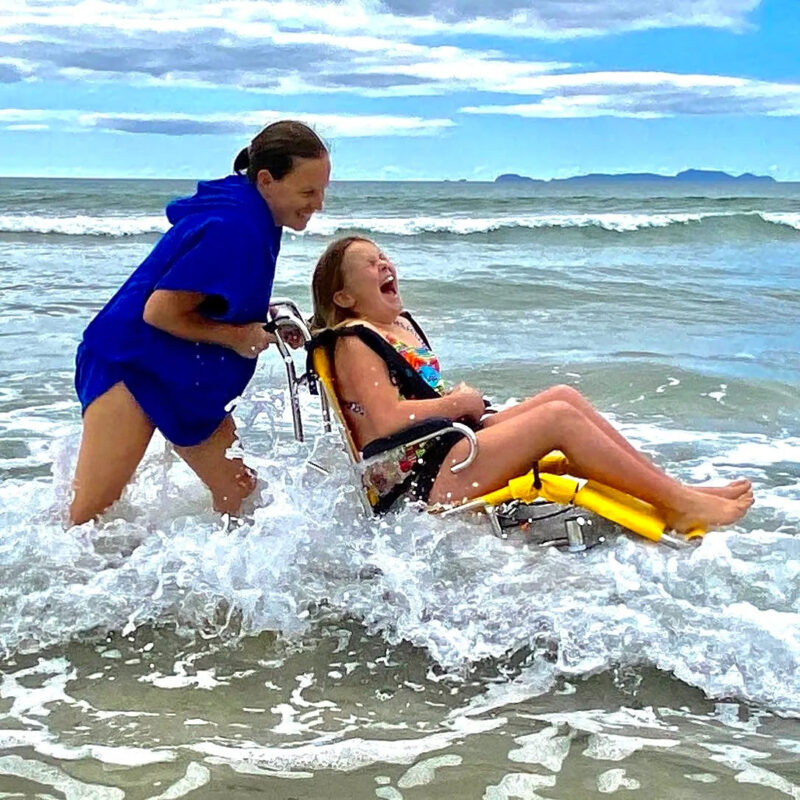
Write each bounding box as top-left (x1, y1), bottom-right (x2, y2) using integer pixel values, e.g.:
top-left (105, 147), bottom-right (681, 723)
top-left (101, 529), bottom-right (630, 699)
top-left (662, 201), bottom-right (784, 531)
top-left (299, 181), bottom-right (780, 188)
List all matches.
top-left (233, 120), bottom-right (328, 183)
top-left (311, 236), bottom-right (372, 332)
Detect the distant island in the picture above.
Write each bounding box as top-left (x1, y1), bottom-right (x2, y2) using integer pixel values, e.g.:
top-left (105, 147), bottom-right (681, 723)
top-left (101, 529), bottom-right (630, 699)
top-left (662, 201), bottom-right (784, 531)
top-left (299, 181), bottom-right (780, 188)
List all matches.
top-left (495, 169), bottom-right (776, 185)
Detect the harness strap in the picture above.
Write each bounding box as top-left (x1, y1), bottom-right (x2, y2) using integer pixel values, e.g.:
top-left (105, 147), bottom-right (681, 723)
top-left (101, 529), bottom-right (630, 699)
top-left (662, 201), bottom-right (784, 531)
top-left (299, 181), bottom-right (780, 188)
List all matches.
top-left (306, 312), bottom-right (441, 401)
top-left (401, 311), bottom-right (433, 350)
top-left (533, 460), bottom-right (542, 490)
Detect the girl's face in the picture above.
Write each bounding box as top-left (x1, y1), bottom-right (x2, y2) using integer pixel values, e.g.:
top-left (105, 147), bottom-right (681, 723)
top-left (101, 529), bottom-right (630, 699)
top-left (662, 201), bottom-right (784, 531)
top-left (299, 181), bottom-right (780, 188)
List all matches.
top-left (335, 240), bottom-right (401, 324)
top-left (257, 154), bottom-right (330, 231)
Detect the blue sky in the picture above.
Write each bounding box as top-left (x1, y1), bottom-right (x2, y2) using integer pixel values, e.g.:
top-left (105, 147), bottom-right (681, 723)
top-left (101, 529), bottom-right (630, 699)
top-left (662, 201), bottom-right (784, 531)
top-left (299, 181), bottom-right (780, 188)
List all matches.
top-left (2, 0), bottom-right (799, 181)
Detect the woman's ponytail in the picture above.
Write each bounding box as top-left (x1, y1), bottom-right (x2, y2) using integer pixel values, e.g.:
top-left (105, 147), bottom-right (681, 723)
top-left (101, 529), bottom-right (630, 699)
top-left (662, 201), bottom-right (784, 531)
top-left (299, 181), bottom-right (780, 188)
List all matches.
top-left (232, 146), bottom-right (250, 175)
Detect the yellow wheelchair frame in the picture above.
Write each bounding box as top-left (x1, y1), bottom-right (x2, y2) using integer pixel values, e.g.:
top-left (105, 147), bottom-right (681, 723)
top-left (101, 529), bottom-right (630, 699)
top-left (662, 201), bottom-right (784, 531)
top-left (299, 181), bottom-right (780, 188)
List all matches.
top-left (267, 300), bottom-right (705, 551)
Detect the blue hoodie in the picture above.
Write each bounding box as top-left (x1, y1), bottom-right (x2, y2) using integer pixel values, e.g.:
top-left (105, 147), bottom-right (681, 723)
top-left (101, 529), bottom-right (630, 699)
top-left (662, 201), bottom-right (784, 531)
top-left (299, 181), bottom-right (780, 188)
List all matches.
top-left (79, 174), bottom-right (282, 445)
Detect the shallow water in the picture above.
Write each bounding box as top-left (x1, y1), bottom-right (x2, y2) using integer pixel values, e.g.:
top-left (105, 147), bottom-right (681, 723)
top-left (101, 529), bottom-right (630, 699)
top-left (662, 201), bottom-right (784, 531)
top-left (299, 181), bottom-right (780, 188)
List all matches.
top-left (2, 624), bottom-right (800, 799)
top-left (1, 178), bottom-right (799, 796)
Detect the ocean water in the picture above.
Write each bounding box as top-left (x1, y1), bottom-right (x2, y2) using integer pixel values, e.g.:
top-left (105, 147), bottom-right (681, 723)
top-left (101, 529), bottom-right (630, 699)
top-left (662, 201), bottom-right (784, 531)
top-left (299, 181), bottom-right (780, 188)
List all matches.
top-left (1, 177), bottom-right (799, 798)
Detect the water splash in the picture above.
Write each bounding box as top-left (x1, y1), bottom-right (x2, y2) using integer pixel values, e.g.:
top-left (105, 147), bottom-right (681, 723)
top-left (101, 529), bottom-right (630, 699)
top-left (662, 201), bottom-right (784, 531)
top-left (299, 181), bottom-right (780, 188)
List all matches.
top-left (0, 389), bottom-right (798, 715)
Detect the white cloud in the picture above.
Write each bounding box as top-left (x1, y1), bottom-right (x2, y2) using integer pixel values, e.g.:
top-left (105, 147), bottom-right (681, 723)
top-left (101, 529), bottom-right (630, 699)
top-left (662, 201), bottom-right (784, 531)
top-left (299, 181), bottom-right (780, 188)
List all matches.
top-left (0, 0), bottom-right (763, 44)
top-left (0, 108), bottom-right (73, 122)
top-left (372, 0), bottom-right (760, 36)
top-left (0, 2), bottom-right (568, 95)
top-left (1, 0), bottom-right (793, 125)
top-left (0, 108), bottom-right (454, 137)
top-left (461, 72), bottom-right (800, 118)
top-left (0, 0), bottom-right (764, 98)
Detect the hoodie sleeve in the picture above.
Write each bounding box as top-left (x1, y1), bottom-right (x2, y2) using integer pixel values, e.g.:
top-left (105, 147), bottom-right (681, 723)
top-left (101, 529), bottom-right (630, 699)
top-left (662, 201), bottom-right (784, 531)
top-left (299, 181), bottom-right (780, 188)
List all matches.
top-left (155, 215), bottom-right (266, 320)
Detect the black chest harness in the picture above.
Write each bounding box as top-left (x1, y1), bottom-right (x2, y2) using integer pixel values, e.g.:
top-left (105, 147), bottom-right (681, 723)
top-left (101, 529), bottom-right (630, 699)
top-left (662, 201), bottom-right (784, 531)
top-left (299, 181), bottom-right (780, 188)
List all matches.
top-left (306, 312), bottom-right (442, 403)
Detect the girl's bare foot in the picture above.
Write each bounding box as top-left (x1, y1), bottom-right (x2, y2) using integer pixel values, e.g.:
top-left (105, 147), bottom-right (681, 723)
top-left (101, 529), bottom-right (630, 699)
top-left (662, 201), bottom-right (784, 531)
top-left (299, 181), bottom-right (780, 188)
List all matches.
top-left (696, 479), bottom-right (752, 499)
top-left (665, 488), bottom-right (753, 535)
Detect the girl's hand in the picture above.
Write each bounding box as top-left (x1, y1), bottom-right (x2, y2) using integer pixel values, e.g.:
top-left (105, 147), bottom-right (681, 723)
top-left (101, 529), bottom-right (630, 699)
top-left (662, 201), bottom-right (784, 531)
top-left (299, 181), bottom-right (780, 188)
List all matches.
top-left (231, 323), bottom-right (277, 359)
top-left (450, 383), bottom-right (486, 422)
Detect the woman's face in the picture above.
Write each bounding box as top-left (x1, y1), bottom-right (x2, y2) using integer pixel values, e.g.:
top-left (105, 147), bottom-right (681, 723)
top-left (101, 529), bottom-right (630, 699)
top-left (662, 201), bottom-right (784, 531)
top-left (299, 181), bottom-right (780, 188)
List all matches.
top-left (336, 239), bottom-right (401, 323)
top-left (257, 154), bottom-right (330, 231)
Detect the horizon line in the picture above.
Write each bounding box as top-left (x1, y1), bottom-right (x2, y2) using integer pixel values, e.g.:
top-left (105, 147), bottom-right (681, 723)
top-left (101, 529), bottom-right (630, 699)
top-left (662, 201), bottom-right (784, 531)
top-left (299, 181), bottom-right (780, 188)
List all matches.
top-left (1, 171), bottom-right (797, 184)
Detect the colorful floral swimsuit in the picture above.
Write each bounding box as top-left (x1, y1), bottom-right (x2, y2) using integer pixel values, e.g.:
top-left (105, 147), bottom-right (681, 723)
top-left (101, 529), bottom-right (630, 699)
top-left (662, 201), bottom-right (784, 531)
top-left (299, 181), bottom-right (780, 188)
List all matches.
top-left (384, 332), bottom-right (449, 394)
top-left (342, 322), bottom-right (462, 511)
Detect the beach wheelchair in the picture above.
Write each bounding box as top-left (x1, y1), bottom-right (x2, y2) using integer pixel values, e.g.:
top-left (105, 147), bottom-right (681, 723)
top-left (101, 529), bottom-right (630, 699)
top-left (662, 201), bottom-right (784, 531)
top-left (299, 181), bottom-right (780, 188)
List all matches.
top-left (266, 300), bottom-right (705, 551)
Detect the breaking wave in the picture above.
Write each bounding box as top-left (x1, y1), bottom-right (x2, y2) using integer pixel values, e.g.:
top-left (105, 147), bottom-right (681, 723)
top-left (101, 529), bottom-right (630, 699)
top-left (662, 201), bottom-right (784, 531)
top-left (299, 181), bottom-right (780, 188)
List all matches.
top-left (0, 214), bottom-right (168, 237)
top-left (304, 211), bottom-right (800, 237)
top-left (1, 211), bottom-right (799, 238)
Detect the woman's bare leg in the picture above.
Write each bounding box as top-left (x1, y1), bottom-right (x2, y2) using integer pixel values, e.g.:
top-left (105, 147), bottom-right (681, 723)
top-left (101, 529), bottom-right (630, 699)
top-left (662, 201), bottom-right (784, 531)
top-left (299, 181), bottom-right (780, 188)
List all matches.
top-left (174, 416), bottom-right (257, 515)
top-left (70, 382), bottom-right (156, 525)
top-left (430, 400), bottom-right (752, 534)
top-left (484, 384), bottom-right (750, 498)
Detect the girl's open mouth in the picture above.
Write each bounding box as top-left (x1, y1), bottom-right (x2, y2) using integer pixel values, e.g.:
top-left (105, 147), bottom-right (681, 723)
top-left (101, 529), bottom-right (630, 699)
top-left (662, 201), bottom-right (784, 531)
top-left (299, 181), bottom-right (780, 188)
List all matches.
top-left (380, 275), bottom-right (398, 295)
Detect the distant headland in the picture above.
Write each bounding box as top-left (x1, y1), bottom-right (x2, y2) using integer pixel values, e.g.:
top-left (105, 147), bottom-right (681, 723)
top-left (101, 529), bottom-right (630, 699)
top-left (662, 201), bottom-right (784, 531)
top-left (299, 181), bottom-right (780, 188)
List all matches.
top-left (495, 169), bottom-right (777, 185)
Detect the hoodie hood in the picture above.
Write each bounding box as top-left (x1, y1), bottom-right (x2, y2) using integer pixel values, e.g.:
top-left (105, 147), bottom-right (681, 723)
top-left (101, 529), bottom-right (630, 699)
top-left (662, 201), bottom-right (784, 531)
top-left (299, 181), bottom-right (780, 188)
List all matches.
top-left (166, 174), bottom-right (278, 233)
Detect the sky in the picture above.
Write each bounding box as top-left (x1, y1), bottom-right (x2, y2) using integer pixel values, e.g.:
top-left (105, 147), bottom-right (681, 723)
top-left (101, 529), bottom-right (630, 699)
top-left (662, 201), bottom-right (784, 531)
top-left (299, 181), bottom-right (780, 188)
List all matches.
top-left (1, 0), bottom-right (799, 181)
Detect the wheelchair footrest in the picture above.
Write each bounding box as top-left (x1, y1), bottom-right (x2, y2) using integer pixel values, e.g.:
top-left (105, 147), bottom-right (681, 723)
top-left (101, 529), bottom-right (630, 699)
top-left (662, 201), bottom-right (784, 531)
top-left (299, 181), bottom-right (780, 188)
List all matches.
top-left (490, 500), bottom-right (614, 552)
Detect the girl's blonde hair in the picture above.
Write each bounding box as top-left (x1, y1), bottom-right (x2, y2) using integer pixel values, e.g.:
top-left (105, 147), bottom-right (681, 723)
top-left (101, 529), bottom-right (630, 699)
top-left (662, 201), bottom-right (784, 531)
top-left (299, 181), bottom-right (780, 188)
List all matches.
top-left (310, 235), bottom-right (372, 332)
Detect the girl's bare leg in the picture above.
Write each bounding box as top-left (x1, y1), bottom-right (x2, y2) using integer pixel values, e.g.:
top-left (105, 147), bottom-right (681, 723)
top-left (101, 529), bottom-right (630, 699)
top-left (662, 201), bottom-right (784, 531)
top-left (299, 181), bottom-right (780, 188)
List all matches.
top-left (70, 382), bottom-right (156, 525)
top-left (430, 400), bottom-right (752, 534)
top-left (484, 384), bottom-right (750, 498)
top-left (174, 416), bottom-right (257, 515)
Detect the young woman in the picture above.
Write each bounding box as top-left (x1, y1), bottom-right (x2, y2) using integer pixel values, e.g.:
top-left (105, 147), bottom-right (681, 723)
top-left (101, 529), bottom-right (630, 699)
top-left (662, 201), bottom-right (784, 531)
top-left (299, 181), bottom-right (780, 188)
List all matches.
top-left (70, 120), bottom-right (330, 525)
top-left (310, 236), bottom-right (753, 534)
